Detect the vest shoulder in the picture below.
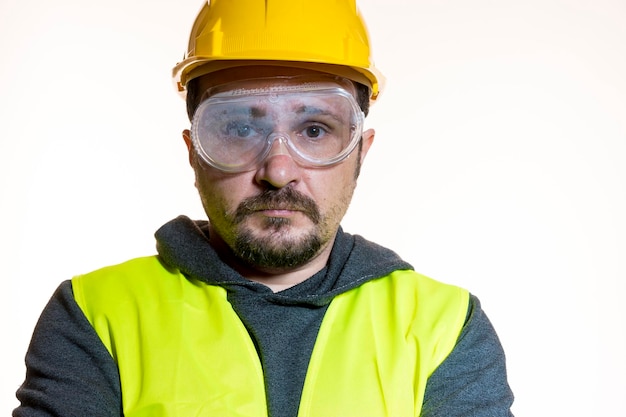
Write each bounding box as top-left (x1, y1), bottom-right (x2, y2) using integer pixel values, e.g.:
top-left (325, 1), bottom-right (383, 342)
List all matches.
top-left (73, 255), bottom-right (176, 286)
top-left (71, 256), bottom-right (192, 311)
top-left (364, 269), bottom-right (469, 303)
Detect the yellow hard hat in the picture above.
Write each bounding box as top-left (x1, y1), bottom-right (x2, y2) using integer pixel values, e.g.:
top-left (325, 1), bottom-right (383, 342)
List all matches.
top-left (172, 0), bottom-right (384, 102)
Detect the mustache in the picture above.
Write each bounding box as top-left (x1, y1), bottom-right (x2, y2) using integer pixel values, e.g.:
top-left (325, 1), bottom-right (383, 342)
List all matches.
top-left (234, 188), bottom-right (321, 224)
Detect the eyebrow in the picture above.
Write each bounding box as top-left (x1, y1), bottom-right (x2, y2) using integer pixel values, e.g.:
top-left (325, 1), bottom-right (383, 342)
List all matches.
top-left (249, 106), bottom-right (266, 118)
top-left (223, 105), bottom-right (267, 118)
top-left (295, 105), bottom-right (343, 123)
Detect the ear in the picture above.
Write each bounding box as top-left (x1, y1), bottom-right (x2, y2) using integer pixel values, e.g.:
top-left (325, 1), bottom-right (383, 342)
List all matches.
top-left (182, 129), bottom-right (194, 166)
top-left (182, 129), bottom-right (200, 189)
top-left (359, 128), bottom-right (375, 165)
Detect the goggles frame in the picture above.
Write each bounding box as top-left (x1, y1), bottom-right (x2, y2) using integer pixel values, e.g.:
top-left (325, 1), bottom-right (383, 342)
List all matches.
top-left (190, 76), bottom-right (365, 173)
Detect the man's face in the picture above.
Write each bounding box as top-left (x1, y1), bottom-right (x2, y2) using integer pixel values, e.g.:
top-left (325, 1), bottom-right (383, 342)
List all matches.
top-left (184, 67), bottom-right (375, 272)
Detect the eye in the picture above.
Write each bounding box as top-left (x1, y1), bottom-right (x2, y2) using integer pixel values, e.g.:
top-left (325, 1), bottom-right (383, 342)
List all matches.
top-left (302, 124), bottom-right (328, 140)
top-left (225, 121), bottom-right (256, 138)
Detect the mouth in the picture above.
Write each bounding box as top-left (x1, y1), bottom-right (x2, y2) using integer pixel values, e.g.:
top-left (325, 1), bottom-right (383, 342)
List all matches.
top-left (248, 204), bottom-right (311, 222)
top-left (257, 207), bottom-right (303, 217)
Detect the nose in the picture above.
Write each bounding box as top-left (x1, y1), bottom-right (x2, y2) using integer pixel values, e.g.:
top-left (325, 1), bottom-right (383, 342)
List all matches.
top-left (254, 135), bottom-right (301, 188)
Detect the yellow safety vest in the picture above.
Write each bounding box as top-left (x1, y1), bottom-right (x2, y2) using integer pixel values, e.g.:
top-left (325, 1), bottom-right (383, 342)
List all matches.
top-left (73, 256), bottom-right (468, 417)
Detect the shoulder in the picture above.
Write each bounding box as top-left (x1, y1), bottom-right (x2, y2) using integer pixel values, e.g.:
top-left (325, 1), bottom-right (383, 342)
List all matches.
top-left (72, 256), bottom-right (180, 299)
top-left (359, 269), bottom-right (470, 322)
top-left (421, 294), bottom-right (515, 416)
top-left (14, 280), bottom-right (123, 415)
top-left (73, 256), bottom-right (174, 282)
top-left (71, 256), bottom-right (195, 329)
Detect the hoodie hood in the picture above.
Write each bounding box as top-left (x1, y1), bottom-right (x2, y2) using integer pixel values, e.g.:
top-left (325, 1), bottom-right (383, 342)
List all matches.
top-left (155, 215), bottom-right (413, 306)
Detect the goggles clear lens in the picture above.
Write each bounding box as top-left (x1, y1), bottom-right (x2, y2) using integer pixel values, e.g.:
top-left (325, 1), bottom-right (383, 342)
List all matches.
top-left (190, 78), bottom-right (364, 173)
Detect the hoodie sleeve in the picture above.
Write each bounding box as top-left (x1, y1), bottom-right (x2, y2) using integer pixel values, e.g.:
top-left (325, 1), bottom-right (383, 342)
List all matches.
top-left (420, 295), bottom-right (515, 417)
top-left (13, 280), bottom-right (122, 417)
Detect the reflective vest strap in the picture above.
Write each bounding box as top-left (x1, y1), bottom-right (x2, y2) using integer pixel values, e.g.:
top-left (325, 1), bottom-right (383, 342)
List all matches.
top-left (299, 270), bottom-right (469, 417)
top-left (72, 256), bottom-right (268, 417)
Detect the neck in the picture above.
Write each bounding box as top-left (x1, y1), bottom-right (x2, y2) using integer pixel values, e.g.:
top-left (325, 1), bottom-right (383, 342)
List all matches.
top-left (238, 249), bottom-right (332, 292)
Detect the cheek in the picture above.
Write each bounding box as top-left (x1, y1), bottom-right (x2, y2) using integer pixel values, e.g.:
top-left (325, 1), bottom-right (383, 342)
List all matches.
top-left (194, 169), bottom-right (246, 216)
top-left (308, 165), bottom-right (358, 209)
top-left (195, 164), bottom-right (267, 215)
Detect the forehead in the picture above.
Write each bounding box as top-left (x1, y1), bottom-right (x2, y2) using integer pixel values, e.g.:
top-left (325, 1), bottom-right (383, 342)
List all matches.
top-left (196, 66), bottom-right (359, 99)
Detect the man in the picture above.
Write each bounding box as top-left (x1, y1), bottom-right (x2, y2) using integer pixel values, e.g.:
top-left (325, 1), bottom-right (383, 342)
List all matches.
top-left (14, 0), bottom-right (514, 416)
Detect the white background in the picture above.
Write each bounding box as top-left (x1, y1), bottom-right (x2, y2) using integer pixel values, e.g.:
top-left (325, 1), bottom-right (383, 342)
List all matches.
top-left (1, 0), bottom-right (625, 415)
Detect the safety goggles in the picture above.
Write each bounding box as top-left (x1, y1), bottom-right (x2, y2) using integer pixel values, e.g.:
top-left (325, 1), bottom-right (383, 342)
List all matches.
top-left (190, 77), bottom-right (364, 173)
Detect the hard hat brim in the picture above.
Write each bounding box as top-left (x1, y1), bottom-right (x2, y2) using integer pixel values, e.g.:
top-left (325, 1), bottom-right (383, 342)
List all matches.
top-left (173, 59), bottom-right (384, 102)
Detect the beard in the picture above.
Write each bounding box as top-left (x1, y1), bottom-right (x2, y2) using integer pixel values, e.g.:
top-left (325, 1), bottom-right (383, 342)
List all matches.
top-left (230, 187), bottom-right (326, 269)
